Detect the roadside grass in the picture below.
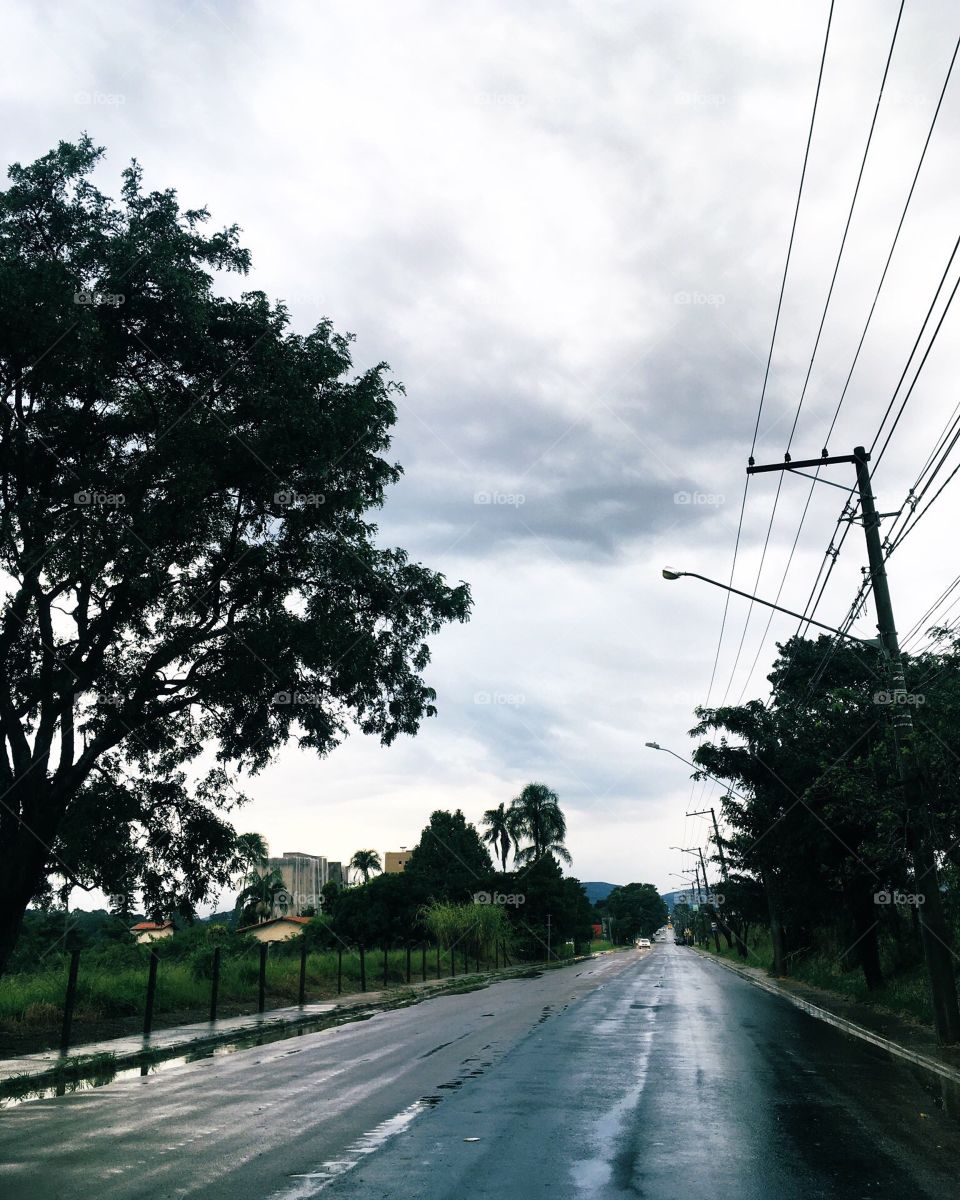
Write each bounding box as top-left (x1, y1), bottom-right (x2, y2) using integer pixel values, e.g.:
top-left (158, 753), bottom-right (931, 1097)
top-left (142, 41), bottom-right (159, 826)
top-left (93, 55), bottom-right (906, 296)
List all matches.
top-left (700, 929), bottom-right (934, 1027)
top-left (0, 945), bottom-right (456, 1035)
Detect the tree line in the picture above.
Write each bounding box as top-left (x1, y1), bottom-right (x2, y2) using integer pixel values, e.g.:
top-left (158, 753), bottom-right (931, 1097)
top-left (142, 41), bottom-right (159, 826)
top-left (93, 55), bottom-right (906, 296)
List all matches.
top-left (689, 631), bottom-right (960, 1018)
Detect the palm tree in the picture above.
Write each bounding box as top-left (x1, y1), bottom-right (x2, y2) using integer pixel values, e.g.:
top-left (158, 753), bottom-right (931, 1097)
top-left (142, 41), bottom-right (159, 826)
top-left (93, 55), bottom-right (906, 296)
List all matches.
top-left (349, 849), bottom-right (382, 884)
top-left (481, 803), bottom-right (513, 871)
top-left (509, 782), bottom-right (572, 866)
top-left (231, 832), bottom-right (269, 881)
top-left (234, 866), bottom-right (289, 925)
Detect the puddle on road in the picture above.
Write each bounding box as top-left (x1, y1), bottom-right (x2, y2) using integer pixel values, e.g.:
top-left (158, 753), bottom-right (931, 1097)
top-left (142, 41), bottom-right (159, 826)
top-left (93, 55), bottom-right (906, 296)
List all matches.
top-left (0, 1007), bottom-right (382, 1110)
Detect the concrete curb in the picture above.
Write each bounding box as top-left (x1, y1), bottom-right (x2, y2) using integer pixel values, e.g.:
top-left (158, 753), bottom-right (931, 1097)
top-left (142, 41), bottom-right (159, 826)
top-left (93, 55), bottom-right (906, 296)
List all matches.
top-left (0, 953), bottom-right (604, 1094)
top-left (694, 947), bottom-right (960, 1088)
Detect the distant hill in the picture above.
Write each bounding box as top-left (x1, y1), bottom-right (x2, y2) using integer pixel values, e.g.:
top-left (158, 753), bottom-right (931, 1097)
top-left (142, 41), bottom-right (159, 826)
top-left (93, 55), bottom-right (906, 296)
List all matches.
top-left (583, 882), bottom-right (620, 905)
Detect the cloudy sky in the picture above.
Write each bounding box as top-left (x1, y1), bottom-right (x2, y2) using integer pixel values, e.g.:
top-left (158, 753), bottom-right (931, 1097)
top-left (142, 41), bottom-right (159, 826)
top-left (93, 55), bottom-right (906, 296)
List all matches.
top-left (6, 0), bottom-right (960, 903)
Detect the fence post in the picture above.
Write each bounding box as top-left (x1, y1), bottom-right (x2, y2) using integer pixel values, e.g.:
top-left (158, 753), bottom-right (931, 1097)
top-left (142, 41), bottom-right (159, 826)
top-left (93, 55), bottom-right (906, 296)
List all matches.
top-left (421, 943), bottom-right (427, 982)
top-left (337, 947), bottom-right (342, 994)
top-left (406, 944), bottom-right (411, 984)
top-left (450, 946), bottom-right (456, 978)
top-left (436, 943), bottom-right (440, 979)
top-left (59, 947), bottom-right (81, 1057)
top-left (359, 944), bottom-right (366, 992)
top-left (475, 949), bottom-right (480, 973)
top-left (382, 946), bottom-right (388, 988)
top-left (494, 940), bottom-right (499, 970)
top-left (463, 945), bottom-right (468, 974)
top-left (298, 939), bottom-right (308, 1006)
top-left (143, 951), bottom-right (159, 1039)
top-left (209, 946), bottom-right (221, 1023)
top-left (258, 942), bottom-right (268, 1013)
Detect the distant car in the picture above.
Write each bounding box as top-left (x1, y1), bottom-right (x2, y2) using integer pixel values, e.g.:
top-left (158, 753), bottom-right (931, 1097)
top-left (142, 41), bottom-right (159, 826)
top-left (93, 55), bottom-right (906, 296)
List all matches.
top-left (636, 937), bottom-right (651, 949)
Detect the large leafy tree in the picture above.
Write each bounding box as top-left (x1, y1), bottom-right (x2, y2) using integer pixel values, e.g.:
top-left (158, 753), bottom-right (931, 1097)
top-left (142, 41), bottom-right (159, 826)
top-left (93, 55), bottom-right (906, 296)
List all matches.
top-left (692, 634), bottom-right (946, 989)
top-left (404, 809), bottom-right (493, 901)
top-left (508, 782), bottom-right (571, 865)
top-left (0, 138), bottom-right (471, 973)
top-left (600, 883), bottom-right (667, 942)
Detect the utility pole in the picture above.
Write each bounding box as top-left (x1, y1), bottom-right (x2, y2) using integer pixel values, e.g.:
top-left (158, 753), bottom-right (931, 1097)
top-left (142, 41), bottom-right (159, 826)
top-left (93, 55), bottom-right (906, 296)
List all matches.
top-left (694, 846), bottom-right (722, 952)
top-left (747, 445), bottom-right (960, 1044)
top-left (689, 807), bottom-right (747, 958)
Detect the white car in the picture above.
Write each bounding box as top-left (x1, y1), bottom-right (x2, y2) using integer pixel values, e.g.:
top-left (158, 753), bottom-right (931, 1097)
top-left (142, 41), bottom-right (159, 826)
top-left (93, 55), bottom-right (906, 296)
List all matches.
top-left (636, 937), bottom-right (651, 949)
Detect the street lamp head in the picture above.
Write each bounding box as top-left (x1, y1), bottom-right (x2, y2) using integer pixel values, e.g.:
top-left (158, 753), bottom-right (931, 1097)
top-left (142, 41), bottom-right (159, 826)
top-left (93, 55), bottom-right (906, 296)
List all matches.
top-left (662, 567), bottom-right (683, 581)
top-left (644, 741), bottom-right (661, 750)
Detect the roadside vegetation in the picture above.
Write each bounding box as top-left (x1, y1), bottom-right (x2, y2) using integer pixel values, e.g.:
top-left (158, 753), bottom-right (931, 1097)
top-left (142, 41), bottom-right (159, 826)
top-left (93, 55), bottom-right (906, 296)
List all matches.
top-left (697, 926), bottom-right (932, 1027)
top-left (1, 785), bottom-right (666, 1053)
top-left (682, 632), bottom-right (960, 1036)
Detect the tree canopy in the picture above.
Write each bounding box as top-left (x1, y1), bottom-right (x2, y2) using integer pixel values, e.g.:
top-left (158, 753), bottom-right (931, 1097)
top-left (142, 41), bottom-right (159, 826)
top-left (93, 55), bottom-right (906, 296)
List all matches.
top-left (0, 137), bottom-right (471, 972)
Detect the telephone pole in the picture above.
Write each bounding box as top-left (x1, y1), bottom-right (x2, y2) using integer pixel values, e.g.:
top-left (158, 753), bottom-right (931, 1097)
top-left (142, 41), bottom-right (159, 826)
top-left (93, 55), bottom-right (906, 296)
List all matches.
top-left (689, 806), bottom-right (748, 958)
top-left (695, 845), bottom-right (722, 952)
top-left (747, 445), bottom-right (960, 1044)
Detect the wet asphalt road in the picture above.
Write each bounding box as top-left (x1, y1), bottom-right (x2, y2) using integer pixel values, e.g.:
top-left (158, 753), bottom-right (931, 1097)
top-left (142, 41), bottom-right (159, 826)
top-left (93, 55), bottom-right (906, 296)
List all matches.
top-left (2, 944), bottom-right (959, 1199)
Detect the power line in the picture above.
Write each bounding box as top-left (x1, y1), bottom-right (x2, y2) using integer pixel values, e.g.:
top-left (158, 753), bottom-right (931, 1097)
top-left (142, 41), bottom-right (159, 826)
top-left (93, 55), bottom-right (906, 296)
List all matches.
top-left (749, 0), bottom-right (837, 461)
top-left (720, 1), bottom-right (902, 707)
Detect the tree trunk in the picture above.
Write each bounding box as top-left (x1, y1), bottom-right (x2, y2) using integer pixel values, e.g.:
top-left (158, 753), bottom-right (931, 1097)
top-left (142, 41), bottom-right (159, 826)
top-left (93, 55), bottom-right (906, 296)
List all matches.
top-left (0, 823), bottom-right (55, 976)
top-left (845, 889), bottom-right (883, 991)
top-left (763, 873), bottom-right (786, 976)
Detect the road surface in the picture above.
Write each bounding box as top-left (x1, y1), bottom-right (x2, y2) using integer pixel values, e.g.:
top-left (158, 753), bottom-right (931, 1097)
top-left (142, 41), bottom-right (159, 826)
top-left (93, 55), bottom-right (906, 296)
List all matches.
top-left (2, 944), bottom-right (959, 1198)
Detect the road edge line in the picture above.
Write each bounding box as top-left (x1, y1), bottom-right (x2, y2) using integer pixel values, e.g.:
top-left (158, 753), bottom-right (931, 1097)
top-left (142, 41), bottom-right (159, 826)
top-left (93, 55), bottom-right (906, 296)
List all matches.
top-left (693, 948), bottom-right (960, 1087)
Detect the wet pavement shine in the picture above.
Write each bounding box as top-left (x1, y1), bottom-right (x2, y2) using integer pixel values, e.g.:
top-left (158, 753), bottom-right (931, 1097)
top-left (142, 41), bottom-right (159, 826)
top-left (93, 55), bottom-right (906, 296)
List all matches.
top-left (1, 944), bottom-right (958, 1199)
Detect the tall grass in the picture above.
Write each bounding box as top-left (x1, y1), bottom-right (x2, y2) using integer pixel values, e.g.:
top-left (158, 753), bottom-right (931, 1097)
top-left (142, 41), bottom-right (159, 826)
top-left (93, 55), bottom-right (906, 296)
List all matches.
top-left (0, 943), bottom-right (450, 1031)
top-left (701, 927), bottom-right (934, 1026)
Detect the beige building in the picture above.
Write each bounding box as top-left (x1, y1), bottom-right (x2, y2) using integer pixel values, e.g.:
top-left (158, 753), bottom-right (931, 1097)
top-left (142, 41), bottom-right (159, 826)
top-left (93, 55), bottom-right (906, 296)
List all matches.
top-left (130, 920), bottom-right (174, 944)
top-left (267, 851), bottom-right (344, 915)
top-left (384, 851), bottom-right (411, 874)
top-left (239, 915), bottom-right (311, 942)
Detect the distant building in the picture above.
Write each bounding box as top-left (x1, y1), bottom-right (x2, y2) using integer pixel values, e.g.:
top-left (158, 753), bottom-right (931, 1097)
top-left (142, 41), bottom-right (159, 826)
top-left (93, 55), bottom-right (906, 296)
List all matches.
top-left (384, 851), bottom-right (410, 874)
top-left (239, 915), bottom-right (310, 942)
top-left (267, 851), bottom-right (343, 915)
top-left (130, 920), bottom-right (174, 944)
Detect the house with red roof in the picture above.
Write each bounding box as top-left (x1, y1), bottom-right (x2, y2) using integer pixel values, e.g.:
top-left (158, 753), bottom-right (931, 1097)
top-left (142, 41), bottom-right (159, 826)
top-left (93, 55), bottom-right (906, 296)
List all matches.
top-left (129, 920), bottom-right (175, 944)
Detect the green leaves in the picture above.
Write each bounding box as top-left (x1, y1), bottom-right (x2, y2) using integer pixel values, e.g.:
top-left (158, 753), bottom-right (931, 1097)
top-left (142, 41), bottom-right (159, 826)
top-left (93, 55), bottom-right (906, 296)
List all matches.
top-left (0, 139), bottom-right (471, 969)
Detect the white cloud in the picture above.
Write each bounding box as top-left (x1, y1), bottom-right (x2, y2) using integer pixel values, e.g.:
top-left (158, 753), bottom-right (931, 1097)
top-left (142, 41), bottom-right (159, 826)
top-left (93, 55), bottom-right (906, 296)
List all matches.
top-left (6, 0), bottom-right (960, 901)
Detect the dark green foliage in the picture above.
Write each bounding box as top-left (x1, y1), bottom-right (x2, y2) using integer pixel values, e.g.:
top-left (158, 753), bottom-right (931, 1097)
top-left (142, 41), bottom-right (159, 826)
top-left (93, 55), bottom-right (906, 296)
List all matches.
top-left (0, 138), bottom-right (471, 973)
top-left (691, 632), bottom-right (960, 993)
top-left (404, 809), bottom-right (494, 901)
top-left (597, 883), bottom-right (667, 942)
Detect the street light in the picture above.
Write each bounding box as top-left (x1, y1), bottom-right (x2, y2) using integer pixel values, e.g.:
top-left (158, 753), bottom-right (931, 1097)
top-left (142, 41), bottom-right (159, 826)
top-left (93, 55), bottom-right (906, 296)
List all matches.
top-left (646, 741), bottom-right (751, 802)
top-left (661, 568), bottom-right (878, 644)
